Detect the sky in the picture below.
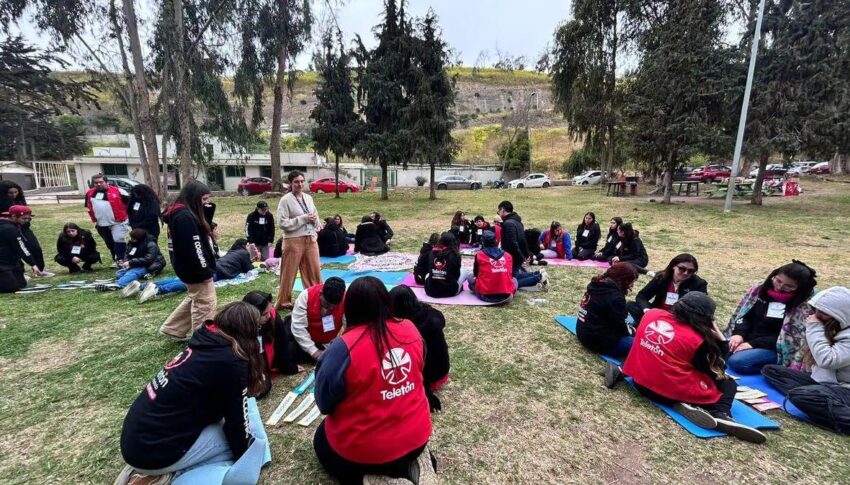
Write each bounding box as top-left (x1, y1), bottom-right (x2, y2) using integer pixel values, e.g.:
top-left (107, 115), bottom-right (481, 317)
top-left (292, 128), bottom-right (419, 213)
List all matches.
top-left (9, 0), bottom-right (572, 71)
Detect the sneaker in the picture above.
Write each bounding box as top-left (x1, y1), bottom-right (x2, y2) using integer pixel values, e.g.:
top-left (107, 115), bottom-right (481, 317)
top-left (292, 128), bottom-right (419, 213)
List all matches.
top-left (122, 280), bottom-right (142, 298)
top-left (603, 362), bottom-right (624, 389)
top-left (96, 283), bottom-right (119, 292)
top-left (672, 403), bottom-right (718, 429)
top-left (110, 261), bottom-right (119, 269)
top-left (712, 413), bottom-right (767, 444)
top-left (407, 445), bottom-right (438, 485)
top-left (114, 465), bottom-right (173, 485)
top-left (539, 270), bottom-right (550, 291)
top-left (139, 284), bottom-right (159, 303)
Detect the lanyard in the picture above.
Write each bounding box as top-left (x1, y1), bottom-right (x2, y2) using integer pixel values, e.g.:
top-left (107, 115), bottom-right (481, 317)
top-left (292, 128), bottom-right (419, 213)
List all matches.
top-left (295, 194), bottom-right (310, 215)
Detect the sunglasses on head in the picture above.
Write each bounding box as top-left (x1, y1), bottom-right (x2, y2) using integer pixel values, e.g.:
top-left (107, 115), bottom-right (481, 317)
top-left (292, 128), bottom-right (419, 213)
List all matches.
top-left (676, 265), bottom-right (695, 274)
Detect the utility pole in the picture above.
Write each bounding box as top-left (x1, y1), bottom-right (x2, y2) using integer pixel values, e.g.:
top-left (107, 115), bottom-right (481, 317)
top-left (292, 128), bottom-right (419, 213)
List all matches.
top-left (527, 91), bottom-right (536, 173)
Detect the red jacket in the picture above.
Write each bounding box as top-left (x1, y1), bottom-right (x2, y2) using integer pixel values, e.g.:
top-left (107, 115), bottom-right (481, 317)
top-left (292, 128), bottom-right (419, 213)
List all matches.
top-left (324, 320), bottom-right (431, 464)
top-left (85, 186), bottom-right (128, 223)
top-left (542, 230), bottom-right (567, 259)
top-left (623, 309), bottom-right (722, 404)
top-left (474, 251), bottom-right (514, 296)
top-left (306, 284), bottom-right (344, 344)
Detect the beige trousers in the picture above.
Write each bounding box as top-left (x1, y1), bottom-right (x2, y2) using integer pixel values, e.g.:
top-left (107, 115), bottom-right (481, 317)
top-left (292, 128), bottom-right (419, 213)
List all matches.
top-left (277, 236), bottom-right (322, 308)
top-left (160, 279), bottom-right (217, 338)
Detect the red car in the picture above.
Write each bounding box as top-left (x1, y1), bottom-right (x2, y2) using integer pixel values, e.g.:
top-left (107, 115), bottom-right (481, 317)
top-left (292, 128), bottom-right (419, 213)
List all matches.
top-left (809, 162), bottom-right (831, 175)
top-left (687, 165), bottom-right (733, 183)
top-left (237, 177), bottom-right (290, 195)
top-left (309, 178), bottom-right (361, 193)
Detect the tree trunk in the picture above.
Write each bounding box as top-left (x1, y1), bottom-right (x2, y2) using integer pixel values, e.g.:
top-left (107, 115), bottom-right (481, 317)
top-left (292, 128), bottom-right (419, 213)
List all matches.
top-left (429, 162), bottom-right (436, 200)
top-left (381, 162), bottom-right (388, 200)
top-left (270, 49), bottom-right (287, 192)
top-left (750, 153), bottom-right (769, 206)
top-left (662, 151), bottom-right (675, 204)
top-left (162, 133), bottom-right (171, 191)
top-left (172, 0), bottom-right (193, 185)
top-left (334, 152), bottom-right (340, 198)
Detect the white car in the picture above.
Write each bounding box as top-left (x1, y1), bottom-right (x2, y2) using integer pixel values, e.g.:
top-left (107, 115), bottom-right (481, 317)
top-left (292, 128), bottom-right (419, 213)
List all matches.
top-left (509, 173), bottom-right (551, 188)
top-left (788, 161), bottom-right (818, 175)
top-left (748, 163), bottom-right (784, 178)
top-left (572, 170), bottom-right (605, 185)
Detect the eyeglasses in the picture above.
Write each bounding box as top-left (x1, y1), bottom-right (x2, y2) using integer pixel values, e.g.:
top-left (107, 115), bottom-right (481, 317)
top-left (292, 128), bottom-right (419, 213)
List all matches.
top-left (676, 265), bottom-right (695, 274)
top-left (772, 276), bottom-right (798, 292)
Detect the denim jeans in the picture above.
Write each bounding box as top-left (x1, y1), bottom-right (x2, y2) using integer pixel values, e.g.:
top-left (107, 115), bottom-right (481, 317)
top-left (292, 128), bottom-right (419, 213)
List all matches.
top-left (727, 348), bottom-right (778, 374)
top-left (132, 423), bottom-right (234, 476)
top-left (152, 277), bottom-right (188, 295)
top-left (612, 336), bottom-right (635, 360)
top-left (515, 271), bottom-right (542, 288)
top-left (115, 267), bottom-right (148, 288)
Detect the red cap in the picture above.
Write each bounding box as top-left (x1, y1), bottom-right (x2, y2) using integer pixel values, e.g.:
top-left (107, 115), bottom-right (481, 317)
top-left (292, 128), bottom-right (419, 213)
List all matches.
top-left (8, 205), bottom-right (32, 217)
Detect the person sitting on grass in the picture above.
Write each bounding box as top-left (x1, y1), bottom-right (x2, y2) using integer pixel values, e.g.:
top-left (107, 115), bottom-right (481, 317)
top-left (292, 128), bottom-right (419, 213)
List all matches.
top-left (334, 214), bottom-right (355, 244)
top-left (538, 221), bottom-right (572, 260)
top-left (762, 286), bottom-right (850, 435)
top-left (424, 232), bottom-right (468, 298)
top-left (54, 223), bottom-right (101, 273)
top-left (573, 212), bottom-right (601, 260)
top-left (609, 222), bottom-right (648, 272)
top-left (289, 276), bottom-right (347, 365)
top-left (470, 215), bottom-right (501, 246)
top-left (608, 292), bottom-right (767, 444)
top-left (0, 206), bottom-right (39, 293)
top-left (389, 285), bottom-right (451, 410)
top-left (594, 216), bottom-right (623, 262)
top-left (355, 215), bottom-right (390, 256)
top-left (117, 302), bottom-right (265, 483)
top-left (467, 230), bottom-right (516, 304)
top-left (576, 263), bottom-right (639, 359)
top-left (450, 210), bottom-right (472, 245)
top-left (313, 276), bottom-right (436, 484)
top-left (98, 228), bottom-right (166, 294)
top-left (242, 291), bottom-right (302, 398)
top-left (413, 233), bottom-right (440, 285)
top-left (627, 253), bottom-right (707, 324)
top-left (318, 216), bottom-right (349, 258)
top-left (725, 261), bottom-right (817, 375)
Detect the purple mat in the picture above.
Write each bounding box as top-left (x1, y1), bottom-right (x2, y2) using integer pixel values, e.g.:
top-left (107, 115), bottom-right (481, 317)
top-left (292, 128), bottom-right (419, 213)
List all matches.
top-left (347, 244), bottom-right (354, 255)
top-left (402, 273), bottom-right (422, 288)
top-left (409, 281), bottom-right (507, 306)
top-left (543, 258), bottom-right (610, 268)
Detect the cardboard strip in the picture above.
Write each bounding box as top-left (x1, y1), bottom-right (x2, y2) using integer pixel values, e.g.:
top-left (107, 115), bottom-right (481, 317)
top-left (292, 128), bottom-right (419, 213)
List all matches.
top-left (284, 393), bottom-right (315, 423)
top-left (297, 405), bottom-right (322, 427)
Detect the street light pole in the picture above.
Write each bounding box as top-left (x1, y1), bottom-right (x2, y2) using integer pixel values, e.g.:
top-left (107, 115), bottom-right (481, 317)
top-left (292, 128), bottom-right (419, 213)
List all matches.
top-left (725, 0), bottom-right (767, 213)
top-left (527, 92), bottom-right (536, 174)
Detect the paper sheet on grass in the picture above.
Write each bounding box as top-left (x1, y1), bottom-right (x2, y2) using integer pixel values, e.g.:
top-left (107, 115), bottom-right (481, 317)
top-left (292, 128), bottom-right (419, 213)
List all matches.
top-left (409, 282), bottom-right (507, 307)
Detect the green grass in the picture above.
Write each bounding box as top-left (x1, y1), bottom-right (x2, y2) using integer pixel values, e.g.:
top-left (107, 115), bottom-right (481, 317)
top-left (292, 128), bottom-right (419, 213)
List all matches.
top-left (2, 181), bottom-right (850, 483)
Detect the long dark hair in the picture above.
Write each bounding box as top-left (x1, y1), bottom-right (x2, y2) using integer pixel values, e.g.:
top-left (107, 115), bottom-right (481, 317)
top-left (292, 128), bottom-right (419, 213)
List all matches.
top-left (759, 260), bottom-right (817, 309)
top-left (451, 210), bottom-right (466, 227)
top-left (243, 290), bottom-right (275, 341)
top-left (607, 216), bottom-right (623, 237)
top-left (592, 262), bottom-right (638, 293)
top-left (660, 253), bottom-right (699, 282)
top-left (334, 214), bottom-right (345, 231)
top-left (345, 276), bottom-right (413, 364)
top-left (618, 222), bottom-right (635, 243)
top-left (230, 238), bottom-right (249, 251)
top-left (171, 181), bottom-right (211, 237)
top-left (0, 180), bottom-right (26, 205)
top-left (549, 221), bottom-right (563, 238)
top-left (59, 222), bottom-right (86, 245)
top-left (671, 297), bottom-right (726, 379)
top-left (580, 212), bottom-right (596, 229)
top-left (129, 183), bottom-right (161, 208)
top-left (389, 285), bottom-right (426, 319)
top-left (437, 231), bottom-right (460, 256)
top-left (210, 302), bottom-right (265, 396)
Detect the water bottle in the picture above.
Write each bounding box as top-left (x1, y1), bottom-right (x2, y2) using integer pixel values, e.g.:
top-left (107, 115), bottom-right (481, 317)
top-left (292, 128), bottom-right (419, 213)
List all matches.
top-left (527, 298), bottom-right (548, 306)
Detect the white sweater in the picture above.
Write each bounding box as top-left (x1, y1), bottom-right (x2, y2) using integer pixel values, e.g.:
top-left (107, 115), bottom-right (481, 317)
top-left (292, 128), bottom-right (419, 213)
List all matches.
top-left (276, 192), bottom-right (319, 239)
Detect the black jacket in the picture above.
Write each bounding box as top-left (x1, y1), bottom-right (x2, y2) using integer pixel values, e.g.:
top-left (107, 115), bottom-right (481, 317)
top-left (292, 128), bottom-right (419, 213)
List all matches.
top-left (120, 326), bottom-right (250, 470)
top-left (55, 230), bottom-right (99, 262)
top-left (424, 246), bottom-right (462, 298)
top-left (635, 274), bottom-right (708, 312)
top-left (215, 247), bottom-right (254, 280)
top-left (575, 222), bottom-right (601, 251)
top-left (354, 221), bottom-right (389, 255)
top-left (163, 205), bottom-right (217, 284)
top-left (598, 230), bottom-right (619, 257)
top-left (127, 196), bottom-right (161, 238)
top-left (450, 220), bottom-right (472, 245)
top-left (124, 236), bottom-right (167, 275)
top-left (0, 219), bottom-right (34, 270)
top-left (616, 237), bottom-right (649, 268)
top-left (375, 219), bottom-right (394, 241)
top-left (409, 305), bottom-right (450, 387)
top-left (733, 299), bottom-right (785, 349)
top-left (317, 222), bottom-right (348, 257)
top-left (245, 209), bottom-right (276, 246)
top-left (500, 212), bottom-right (528, 272)
top-left (576, 278), bottom-right (630, 354)
top-left (470, 222), bottom-right (494, 246)
top-left (413, 242), bottom-right (433, 284)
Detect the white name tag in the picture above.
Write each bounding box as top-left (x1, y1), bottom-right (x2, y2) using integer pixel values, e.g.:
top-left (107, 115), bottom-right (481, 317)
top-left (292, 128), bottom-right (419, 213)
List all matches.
top-left (583, 230), bottom-right (590, 238)
top-left (607, 235), bottom-right (613, 243)
top-left (477, 229), bottom-right (483, 235)
top-left (322, 314), bottom-right (335, 332)
top-left (133, 202), bottom-right (141, 211)
top-left (258, 217), bottom-right (266, 225)
top-left (257, 336), bottom-right (264, 352)
top-left (459, 226), bottom-right (465, 232)
top-left (306, 223), bottom-right (314, 233)
top-left (129, 247), bottom-right (137, 256)
top-left (664, 292), bottom-right (679, 306)
top-left (95, 192), bottom-right (105, 200)
top-left (766, 302), bottom-right (786, 319)
top-left (616, 241), bottom-right (622, 249)
top-left (71, 245), bottom-right (82, 255)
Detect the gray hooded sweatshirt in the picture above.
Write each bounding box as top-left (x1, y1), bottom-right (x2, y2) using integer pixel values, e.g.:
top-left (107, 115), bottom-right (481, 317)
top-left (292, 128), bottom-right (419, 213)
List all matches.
top-left (806, 286), bottom-right (850, 386)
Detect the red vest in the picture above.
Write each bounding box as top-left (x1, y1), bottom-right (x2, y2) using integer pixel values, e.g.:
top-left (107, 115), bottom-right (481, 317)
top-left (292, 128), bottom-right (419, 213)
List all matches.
top-left (623, 309), bottom-right (722, 404)
top-left (306, 284), bottom-right (344, 344)
top-left (325, 320), bottom-right (432, 464)
top-left (493, 224), bottom-right (502, 244)
top-left (85, 186), bottom-right (128, 223)
top-left (474, 251), bottom-right (515, 296)
top-left (543, 230), bottom-right (566, 258)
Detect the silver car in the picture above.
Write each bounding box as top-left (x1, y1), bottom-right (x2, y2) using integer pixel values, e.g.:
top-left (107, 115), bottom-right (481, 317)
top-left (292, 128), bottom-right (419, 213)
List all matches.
top-left (434, 175), bottom-right (482, 190)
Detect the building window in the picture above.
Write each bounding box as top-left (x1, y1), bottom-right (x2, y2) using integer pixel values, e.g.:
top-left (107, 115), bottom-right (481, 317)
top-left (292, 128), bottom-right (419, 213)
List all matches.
top-left (259, 166), bottom-right (272, 178)
top-left (224, 166), bottom-right (246, 178)
top-left (101, 163), bottom-right (129, 177)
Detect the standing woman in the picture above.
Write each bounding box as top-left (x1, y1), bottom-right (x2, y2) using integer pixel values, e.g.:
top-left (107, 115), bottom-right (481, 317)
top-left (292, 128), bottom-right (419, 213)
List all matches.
top-left (276, 170), bottom-right (322, 310)
top-left (314, 277), bottom-right (435, 483)
top-left (594, 217), bottom-right (623, 262)
top-left (628, 254), bottom-right (707, 323)
top-left (725, 261), bottom-right (817, 374)
top-left (127, 184), bottom-right (162, 242)
top-left (450, 211), bottom-right (471, 245)
top-left (573, 212), bottom-right (601, 260)
top-left (159, 181), bottom-right (218, 341)
top-left (54, 223), bottom-right (101, 273)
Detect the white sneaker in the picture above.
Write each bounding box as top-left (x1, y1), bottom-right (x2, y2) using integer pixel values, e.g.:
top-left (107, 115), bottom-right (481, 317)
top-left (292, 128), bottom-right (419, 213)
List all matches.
top-left (122, 280), bottom-right (142, 298)
top-left (539, 270), bottom-right (550, 291)
top-left (647, 271), bottom-right (657, 278)
top-left (139, 284), bottom-right (158, 303)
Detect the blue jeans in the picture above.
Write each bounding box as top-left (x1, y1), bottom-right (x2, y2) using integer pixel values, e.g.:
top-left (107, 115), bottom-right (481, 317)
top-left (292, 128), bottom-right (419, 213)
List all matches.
top-left (727, 348), bottom-right (777, 374)
top-left (149, 275), bottom-right (219, 295)
top-left (133, 423), bottom-right (234, 475)
top-left (115, 267), bottom-right (148, 288)
top-left (514, 271), bottom-right (542, 288)
top-left (612, 336), bottom-right (634, 360)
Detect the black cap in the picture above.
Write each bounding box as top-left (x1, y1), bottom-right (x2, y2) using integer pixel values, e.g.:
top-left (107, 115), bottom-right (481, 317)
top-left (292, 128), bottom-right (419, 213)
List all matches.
top-left (257, 200), bottom-right (269, 209)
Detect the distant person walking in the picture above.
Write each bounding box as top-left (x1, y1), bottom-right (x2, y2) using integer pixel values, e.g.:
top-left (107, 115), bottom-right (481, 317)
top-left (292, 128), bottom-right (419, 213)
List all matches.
top-left (276, 171), bottom-right (322, 310)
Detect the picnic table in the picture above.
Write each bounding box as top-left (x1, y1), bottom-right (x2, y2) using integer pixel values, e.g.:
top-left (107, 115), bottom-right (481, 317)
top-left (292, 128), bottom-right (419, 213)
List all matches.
top-left (606, 180), bottom-right (638, 196)
top-left (705, 180), bottom-right (779, 198)
top-left (672, 181), bottom-right (700, 197)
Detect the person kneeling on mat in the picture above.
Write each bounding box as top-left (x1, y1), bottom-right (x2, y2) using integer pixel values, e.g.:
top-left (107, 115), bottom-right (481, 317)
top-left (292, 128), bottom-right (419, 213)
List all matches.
top-left (607, 292), bottom-right (767, 444)
top-left (763, 286), bottom-right (850, 435)
top-left (291, 276), bottom-right (347, 362)
top-left (627, 253), bottom-right (707, 324)
top-left (117, 302), bottom-right (265, 483)
top-left (576, 263), bottom-right (639, 359)
top-left (314, 276), bottom-right (436, 484)
top-left (467, 230), bottom-right (516, 304)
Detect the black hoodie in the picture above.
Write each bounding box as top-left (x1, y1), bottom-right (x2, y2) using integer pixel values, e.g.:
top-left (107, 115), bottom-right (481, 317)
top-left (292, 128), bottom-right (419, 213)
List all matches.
top-left (413, 242), bottom-right (433, 284)
top-left (317, 222), bottom-right (348, 257)
top-left (408, 304), bottom-right (450, 386)
top-left (575, 222), bottom-right (601, 251)
top-left (244, 209), bottom-right (276, 246)
top-left (576, 278), bottom-right (630, 354)
top-left (616, 236), bottom-right (649, 268)
top-left (55, 229), bottom-right (99, 263)
top-left (0, 218), bottom-right (34, 293)
top-left (424, 245), bottom-right (462, 298)
top-left (163, 204), bottom-right (217, 284)
top-left (215, 245), bottom-right (254, 280)
top-left (354, 221), bottom-right (389, 255)
top-left (599, 229), bottom-right (619, 257)
top-left (499, 212), bottom-right (528, 272)
top-left (124, 236), bottom-right (167, 275)
top-left (120, 325), bottom-right (250, 470)
top-left (127, 196), bottom-right (162, 238)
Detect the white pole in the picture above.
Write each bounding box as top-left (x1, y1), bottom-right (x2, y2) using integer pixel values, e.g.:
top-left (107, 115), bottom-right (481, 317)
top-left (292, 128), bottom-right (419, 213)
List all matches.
top-left (725, 0), bottom-right (767, 213)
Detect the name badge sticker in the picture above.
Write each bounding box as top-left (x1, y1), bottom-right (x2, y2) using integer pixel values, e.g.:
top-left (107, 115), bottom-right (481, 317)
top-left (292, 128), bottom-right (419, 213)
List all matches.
top-left (322, 315), bottom-right (335, 332)
top-left (133, 202), bottom-right (141, 211)
top-left (71, 245), bottom-right (82, 255)
top-left (258, 217), bottom-right (266, 225)
top-left (766, 302), bottom-right (786, 319)
top-left (583, 230), bottom-right (590, 238)
top-left (664, 292), bottom-right (679, 306)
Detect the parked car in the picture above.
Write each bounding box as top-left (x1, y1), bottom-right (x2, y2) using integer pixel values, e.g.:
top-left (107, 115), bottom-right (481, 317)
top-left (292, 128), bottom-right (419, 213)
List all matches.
top-left (749, 164), bottom-right (788, 179)
top-left (788, 161), bottom-right (818, 175)
top-left (687, 165), bottom-right (732, 183)
top-left (309, 178), bottom-right (361, 193)
top-left (509, 173), bottom-right (551, 188)
top-left (571, 170), bottom-right (605, 185)
top-left (434, 175), bottom-right (482, 190)
top-left (237, 176), bottom-right (290, 195)
top-left (809, 162), bottom-right (831, 175)
top-left (672, 167), bottom-right (693, 182)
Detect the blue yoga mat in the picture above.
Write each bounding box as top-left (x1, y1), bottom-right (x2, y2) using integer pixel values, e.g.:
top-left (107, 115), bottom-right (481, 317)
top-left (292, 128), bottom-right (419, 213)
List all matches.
top-left (294, 269), bottom-right (409, 291)
top-left (320, 254), bottom-right (356, 264)
top-left (727, 372), bottom-right (810, 422)
top-left (173, 397), bottom-right (271, 484)
top-left (554, 316), bottom-right (780, 438)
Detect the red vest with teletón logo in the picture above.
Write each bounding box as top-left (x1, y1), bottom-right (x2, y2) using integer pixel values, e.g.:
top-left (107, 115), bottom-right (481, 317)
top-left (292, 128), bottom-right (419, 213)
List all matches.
top-left (543, 230), bottom-right (567, 259)
top-left (324, 319), bottom-right (431, 464)
top-left (474, 251), bottom-right (515, 296)
top-left (306, 284), bottom-right (344, 344)
top-left (623, 309), bottom-right (722, 404)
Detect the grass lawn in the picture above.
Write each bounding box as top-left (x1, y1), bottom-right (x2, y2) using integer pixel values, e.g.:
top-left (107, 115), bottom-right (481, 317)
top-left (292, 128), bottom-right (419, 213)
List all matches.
top-left (2, 181), bottom-right (849, 484)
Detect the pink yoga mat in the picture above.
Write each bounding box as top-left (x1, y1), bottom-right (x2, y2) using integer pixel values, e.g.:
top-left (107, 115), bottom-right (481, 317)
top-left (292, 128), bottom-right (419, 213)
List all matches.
top-left (401, 273), bottom-right (422, 288)
top-left (543, 258), bottom-right (609, 268)
top-left (410, 286), bottom-right (504, 306)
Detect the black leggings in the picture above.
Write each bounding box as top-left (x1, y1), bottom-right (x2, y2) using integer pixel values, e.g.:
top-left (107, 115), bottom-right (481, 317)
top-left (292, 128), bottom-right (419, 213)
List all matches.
top-left (313, 420), bottom-right (427, 485)
top-left (572, 247), bottom-right (595, 260)
top-left (762, 365), bottom-right (850, 435)
top-left (635, 377), bottom-right (737, 416)
top-left (55, 253), bottom-right (101, 272)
